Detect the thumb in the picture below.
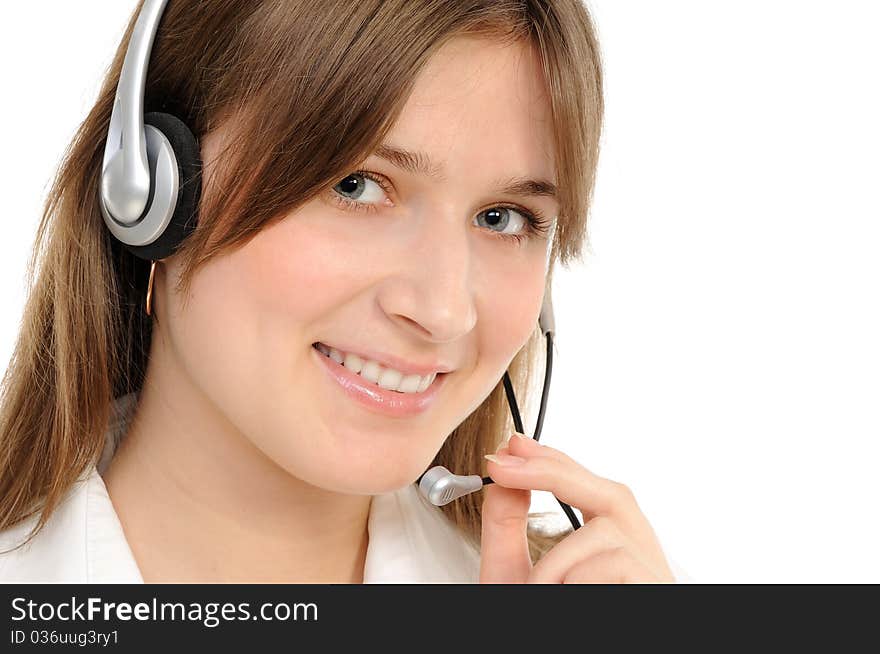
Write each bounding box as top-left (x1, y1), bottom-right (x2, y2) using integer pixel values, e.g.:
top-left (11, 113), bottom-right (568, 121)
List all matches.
top-left (479, 447), bottom-right (533, 583)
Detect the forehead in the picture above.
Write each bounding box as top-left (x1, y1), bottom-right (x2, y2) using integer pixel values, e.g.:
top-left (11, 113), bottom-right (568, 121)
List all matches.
top-left (383, 36), bottom-right (556, 185)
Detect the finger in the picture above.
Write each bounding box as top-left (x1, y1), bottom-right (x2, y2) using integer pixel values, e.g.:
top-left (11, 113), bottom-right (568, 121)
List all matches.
top-left (484, 439), bottom-right (634, 522)
top-left (505, 432), bottom-right (570, 460)
top-left (506, 434), bottom-right (630, 487)
top-left (527, 515), bottom-right (636, 583)
top-left (501, 432), bottom-right (562, 459)
top-left (560, 547), bottom-right (660, 584)
top-left (479, 452), bottom-right (533, 583)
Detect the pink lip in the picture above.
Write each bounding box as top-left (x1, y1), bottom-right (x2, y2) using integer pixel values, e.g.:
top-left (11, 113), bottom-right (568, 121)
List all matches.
top-left (312, 344), bottom-right (447, 418)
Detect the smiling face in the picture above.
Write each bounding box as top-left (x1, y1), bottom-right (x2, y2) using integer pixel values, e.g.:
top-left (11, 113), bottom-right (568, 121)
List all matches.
top-left (157, 35), bottom-right (558, 495)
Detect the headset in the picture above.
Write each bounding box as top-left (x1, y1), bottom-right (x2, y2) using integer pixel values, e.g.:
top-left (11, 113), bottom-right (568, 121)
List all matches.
top-left (100, 0), bottom-right (582, 532)
top-left (99, 0), bottom-right (200, 261)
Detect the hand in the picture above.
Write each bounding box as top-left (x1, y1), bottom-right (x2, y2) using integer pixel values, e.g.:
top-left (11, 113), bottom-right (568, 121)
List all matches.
top-left (480, 433), bottom-right (675, 583)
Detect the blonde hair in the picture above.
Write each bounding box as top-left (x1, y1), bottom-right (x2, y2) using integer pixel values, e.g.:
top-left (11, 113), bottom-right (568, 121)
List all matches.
top-left (0, 0), bottom-right (603, 564)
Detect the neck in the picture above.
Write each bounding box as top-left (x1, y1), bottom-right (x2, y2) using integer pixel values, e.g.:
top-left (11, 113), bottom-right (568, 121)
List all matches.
top-left (101, 335), bottom-right (372, 583)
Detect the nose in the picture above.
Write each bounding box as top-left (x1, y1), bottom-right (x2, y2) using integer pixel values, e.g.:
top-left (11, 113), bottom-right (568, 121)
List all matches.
top-left (376, 206), bottom-right (478, 344)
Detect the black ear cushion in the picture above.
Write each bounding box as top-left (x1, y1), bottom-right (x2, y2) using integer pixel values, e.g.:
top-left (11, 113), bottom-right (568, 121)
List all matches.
top-left (122, 111), bottom-right (203, 261)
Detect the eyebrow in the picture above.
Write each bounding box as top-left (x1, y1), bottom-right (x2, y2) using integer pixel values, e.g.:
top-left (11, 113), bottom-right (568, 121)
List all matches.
top-left (373, 143), bottom-right (559, 205)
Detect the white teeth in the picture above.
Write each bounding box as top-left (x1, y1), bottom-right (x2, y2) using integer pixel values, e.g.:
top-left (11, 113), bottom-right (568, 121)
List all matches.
top-left (315, 342), bottom-right (438, 394)
top-left (359, 360), bottom-right (382, 384)
top-left (378, 368), bottom-right (403, 391)
top-left (397, 374), bottom-right (423, 393)
top-left (343, 352), bottom-right (363, 373)
top-left (417, 375), bottom-right (432, 393)
top-left (328, 347), bottom-right (344, 364)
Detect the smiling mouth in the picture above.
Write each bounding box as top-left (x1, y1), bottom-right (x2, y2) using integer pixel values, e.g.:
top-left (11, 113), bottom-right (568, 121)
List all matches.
top-left (311, 342), bottom-right (446, 394)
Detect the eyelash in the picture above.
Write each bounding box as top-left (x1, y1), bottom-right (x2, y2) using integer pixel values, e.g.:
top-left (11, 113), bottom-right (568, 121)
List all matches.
top-left (328, 170), bottom-right (553, 245)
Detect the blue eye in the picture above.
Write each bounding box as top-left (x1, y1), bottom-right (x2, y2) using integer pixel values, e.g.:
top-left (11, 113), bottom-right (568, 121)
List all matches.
top-left (332, 173), bottom-right (388, 204)
top-left (474, 207), bottom-right (551, 245)
top-left (476, 207), bottom-right (529, 241)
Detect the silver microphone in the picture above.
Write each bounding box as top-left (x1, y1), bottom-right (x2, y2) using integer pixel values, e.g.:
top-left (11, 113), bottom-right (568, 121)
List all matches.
top-left (418, 466), bottom-right (485, 506)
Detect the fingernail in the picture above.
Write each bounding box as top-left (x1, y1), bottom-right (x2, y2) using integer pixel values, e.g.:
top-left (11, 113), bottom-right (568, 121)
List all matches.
top-left (484, 453), bottom-right (526, 466)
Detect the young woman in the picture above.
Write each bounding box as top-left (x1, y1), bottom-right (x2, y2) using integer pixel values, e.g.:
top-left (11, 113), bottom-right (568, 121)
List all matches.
top-left (0, 0), bottom-right (677, 583)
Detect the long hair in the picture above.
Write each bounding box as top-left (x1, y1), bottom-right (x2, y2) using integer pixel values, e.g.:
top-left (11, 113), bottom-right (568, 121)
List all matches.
top-left (0, 0), bottom-right (603, 563)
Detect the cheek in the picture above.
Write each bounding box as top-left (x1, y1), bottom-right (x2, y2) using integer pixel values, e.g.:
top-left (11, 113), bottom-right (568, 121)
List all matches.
top-left (455, 254), bottom-right (546, 416)
top-left (164, 250), bottom-right (276, 410)
top-left (477, 258), bottom-right (547, 358)
top-left (159, 215), bottom-right (334, 431)
top-left (240, 211), bottom-right (373, 324)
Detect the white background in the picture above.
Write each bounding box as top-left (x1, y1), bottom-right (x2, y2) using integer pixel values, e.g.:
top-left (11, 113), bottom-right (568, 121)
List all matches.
top-left (2, 2), bottom-right (878, 582)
